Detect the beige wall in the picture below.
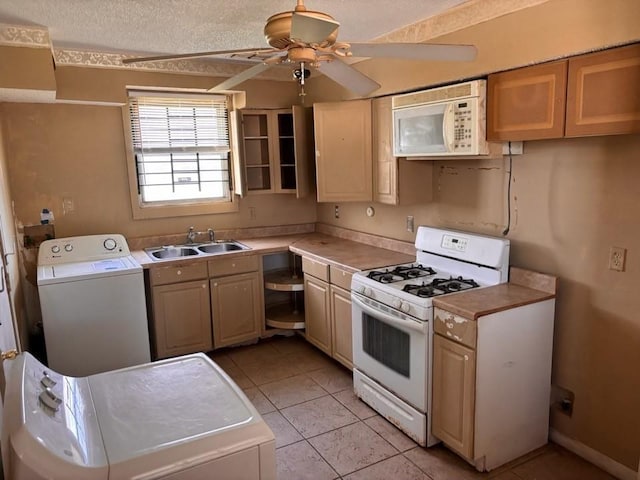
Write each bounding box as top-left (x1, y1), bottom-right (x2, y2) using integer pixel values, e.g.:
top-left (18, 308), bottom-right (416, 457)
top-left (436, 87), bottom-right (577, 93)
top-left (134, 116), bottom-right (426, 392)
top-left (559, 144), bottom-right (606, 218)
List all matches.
top-left (313, 0), bottom-right (640, 471)
top-left (2, 102), bottom-right (316, 239)
top-left (2, 0), bottom-right (640, 471)
top-left (0, 111), bottom-right (28, 349)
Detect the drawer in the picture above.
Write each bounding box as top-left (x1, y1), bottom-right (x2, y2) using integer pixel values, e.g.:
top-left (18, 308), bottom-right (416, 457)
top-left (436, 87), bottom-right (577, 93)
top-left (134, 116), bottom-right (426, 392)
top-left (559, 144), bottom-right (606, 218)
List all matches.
top-left (434, 308), bottom-right (477, 349)
top-left (302, 257), bottom-right (330, 282)
top-left (208, 255), bottom-right (259, 277)
top-left (330, 265), bottom-right (353, 290)
top-left (150, 262), bottom-right (208, 286)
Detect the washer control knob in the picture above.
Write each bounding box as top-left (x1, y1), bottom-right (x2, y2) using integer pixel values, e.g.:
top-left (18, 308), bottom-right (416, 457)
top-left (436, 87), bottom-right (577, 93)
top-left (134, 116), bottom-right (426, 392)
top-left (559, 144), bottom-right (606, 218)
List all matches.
top-left (392, 298), bottom-right (402, 309)
top-left (64, 244), bottom-right (73, 252)
top-left (400, 302), bottom-right (411, 313)
top-left (51, 245), bottom-right (60, 254)
top-left (363, 287), bottom-right (373, 297)
top-left (103, 238), bottom-right (117, 251)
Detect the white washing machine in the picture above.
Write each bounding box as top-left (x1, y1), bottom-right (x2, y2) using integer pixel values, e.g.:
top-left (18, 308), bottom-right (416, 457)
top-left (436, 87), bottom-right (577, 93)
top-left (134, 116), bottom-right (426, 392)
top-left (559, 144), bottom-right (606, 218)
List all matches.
top-left (37, 234), bottom-right (151, 376)
top-left (1, 351), bottom-right (276, 480)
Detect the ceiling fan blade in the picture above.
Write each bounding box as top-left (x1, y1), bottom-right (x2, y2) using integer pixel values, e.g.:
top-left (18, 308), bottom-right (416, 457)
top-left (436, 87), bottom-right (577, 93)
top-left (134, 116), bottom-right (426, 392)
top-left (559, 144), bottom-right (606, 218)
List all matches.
top-left (208, 62), bottom-right (273, 92)
top-left (290, 12), bottom-right (340, 44)
top-left (348, 43), bottom-right (477, 62)
top-left (122, 47), bottom-right (277, 64)
top-left (317, 59), bottom-right (380, 96)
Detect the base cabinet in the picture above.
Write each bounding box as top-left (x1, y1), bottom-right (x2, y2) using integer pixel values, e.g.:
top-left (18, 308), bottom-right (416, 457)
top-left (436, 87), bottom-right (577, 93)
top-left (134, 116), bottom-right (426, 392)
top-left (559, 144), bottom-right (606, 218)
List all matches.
top-left (302, 257), bottom-right (354, 368)
top-left (432, 333), bottom-right (476, 459)
top-left (303, 274), bottom-right (331, 355)
top-left (211, 272), bottom-right (262, 348)
top-left (432, 302), bottom-right (555, 472)
top-left (330, 285), bottom-right (353, 369)
top-left (149, 263), bottom-right (212, 360)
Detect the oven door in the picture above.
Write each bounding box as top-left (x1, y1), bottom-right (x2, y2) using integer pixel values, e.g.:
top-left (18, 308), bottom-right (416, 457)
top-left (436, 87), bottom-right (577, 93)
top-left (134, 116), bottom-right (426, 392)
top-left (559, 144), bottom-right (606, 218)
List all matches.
top-left (352, 292), bottom-right (428, 410)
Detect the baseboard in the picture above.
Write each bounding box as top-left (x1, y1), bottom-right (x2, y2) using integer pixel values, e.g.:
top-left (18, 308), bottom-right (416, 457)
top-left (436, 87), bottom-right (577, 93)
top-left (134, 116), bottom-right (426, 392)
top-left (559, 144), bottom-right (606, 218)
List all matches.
top-left (550, 428), bottom-right (637, 480)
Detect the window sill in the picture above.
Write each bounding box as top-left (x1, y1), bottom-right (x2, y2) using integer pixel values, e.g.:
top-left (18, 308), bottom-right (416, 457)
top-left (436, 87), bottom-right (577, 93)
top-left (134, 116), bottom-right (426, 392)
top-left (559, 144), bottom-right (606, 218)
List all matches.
top-left (130, 197), bottom-right (239, 220)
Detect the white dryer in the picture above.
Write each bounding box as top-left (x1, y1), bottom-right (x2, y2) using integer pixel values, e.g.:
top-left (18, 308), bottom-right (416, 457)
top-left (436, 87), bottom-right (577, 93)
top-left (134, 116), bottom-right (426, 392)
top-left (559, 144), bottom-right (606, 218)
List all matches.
top-left (37, 234), bottom-right (150, 376)
top-left (2, 352), bottom-right (276, 480)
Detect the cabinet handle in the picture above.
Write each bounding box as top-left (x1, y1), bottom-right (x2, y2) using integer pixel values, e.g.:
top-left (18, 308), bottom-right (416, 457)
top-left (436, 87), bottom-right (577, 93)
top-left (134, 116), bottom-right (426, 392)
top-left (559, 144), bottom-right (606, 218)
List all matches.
top-left (446, 322), bottom-right (454, 329)
top-left (177, 270), bottom-right (182, 275)
top-left (464, 355), bottom-right (469, 361)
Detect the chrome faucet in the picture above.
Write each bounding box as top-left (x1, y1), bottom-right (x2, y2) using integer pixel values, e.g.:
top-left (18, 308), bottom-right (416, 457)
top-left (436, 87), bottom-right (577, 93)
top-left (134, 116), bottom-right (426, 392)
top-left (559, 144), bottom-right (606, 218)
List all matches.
top-left (186, 226), bottom-right (197, 244)
top-left (207, 228), bottom-right (215, 242)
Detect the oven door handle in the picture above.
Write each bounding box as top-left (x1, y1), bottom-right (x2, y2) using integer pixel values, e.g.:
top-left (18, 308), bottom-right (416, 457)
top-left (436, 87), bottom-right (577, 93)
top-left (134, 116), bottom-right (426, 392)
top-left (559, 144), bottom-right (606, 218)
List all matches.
top-left (352, 294), bottom-right (426, 334)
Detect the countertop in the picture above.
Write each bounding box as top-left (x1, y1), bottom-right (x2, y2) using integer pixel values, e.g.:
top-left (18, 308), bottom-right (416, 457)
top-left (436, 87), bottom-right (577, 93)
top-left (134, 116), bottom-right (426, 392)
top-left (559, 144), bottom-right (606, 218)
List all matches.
top-left (132, 232), bottom-right (415, 273)
top-left (432, 267), bottom-right (557, 320)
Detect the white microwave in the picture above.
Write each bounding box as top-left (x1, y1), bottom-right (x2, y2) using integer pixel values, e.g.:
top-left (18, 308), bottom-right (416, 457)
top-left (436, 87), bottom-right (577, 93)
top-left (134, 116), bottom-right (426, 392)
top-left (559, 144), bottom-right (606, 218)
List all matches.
top-left (392, 80), bottom-right (489, 157)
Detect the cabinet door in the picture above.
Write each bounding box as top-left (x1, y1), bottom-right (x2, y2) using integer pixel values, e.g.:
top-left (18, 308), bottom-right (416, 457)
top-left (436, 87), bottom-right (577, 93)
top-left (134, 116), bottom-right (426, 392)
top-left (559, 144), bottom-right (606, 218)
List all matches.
top-left (432, 334), bottom-right (476, 460)
top-left (292, 105), bottom-right (314, 198)
top-left (330, 285), bottom-right (352, 369)
top-left (303, 274), bottom-right (331, 354)
top-left (230, 110), bottom-right (247, 197)
top-left (313, 100), bottom-right (373, 202)
top-left (242, 110), bottom-right (274, 192)
top-left (152, 280), bottom-right (212, 359)
top-left (211, 272), bottom-right (262, 348)
top-left (372, 96), bottom-right (397, 204)
top-left (487, 61), bottom-right (568, 141)
top-left (566, 43), bottom-right (640, 137)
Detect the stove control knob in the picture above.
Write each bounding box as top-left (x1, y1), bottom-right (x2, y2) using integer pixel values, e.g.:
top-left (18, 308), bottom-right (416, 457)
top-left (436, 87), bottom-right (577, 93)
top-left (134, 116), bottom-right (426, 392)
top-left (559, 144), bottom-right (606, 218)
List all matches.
top-left (400, 302), bottom-right (411, 313)
top-left (51, 245), bottom-right (60, 254)
top-left (363, 287), bottom-right (373, 297)
top-left (103, 238), bottom-right (117, 251)
top-left (392, 298), bottom-right (402, 309)
top-left (64, 244), bottom-right (73, 252)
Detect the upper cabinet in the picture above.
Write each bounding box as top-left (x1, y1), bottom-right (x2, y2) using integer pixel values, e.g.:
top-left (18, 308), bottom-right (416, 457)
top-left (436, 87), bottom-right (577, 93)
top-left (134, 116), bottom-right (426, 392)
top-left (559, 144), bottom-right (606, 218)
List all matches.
top-left (487, 61), bottom-right (568, 141)
top-left (238, 107), bottom-right (313, 197)
top-left (487, 43), bottom-right (640, 141)
top-left (566, 43), bottom-right (640, 137)
top-left (372, 96), bottom-right (433, 205)
top-left (313, 100), bottom-right (373, 203)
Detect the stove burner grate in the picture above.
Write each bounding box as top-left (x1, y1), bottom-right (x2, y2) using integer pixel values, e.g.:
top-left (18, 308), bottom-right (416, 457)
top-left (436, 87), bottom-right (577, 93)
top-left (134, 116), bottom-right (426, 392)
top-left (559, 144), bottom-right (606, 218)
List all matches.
top-left (367, 264), bottom-right (437, 284)
top-left (402, 276), bottom-right (480, 298)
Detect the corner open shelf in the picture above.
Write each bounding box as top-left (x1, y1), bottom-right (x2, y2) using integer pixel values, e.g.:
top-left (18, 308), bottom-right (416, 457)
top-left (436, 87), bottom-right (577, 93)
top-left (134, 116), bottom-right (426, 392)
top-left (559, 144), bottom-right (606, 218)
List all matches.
top-left (263, 254), bottom-right (305, 331)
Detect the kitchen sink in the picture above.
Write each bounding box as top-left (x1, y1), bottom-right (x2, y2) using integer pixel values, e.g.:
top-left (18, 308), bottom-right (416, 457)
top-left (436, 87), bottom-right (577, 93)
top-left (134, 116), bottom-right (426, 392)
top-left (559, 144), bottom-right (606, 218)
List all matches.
top-left (145, 241), bottom-right (250, 261)
top-left (148, 246), bottom-right (200, 259)
top-left (197, 242), bottom-right (246, 254)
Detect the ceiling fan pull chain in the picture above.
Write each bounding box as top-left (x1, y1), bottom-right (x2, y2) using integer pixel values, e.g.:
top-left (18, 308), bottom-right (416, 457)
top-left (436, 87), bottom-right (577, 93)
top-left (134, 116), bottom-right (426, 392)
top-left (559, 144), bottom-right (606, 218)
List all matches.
top-left (298, 61), bottom-right (307, 101)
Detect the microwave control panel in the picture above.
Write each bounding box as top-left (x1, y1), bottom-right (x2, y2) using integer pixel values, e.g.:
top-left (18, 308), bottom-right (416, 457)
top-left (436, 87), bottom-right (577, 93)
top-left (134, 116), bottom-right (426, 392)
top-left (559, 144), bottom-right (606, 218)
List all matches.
top-left (453, 101), bottom-right (475, 152)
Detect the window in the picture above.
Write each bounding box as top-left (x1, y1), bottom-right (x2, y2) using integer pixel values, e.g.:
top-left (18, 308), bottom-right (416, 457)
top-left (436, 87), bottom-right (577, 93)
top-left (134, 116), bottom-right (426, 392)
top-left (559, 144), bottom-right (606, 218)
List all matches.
top-left (124, 91), bottom-right (239, 219)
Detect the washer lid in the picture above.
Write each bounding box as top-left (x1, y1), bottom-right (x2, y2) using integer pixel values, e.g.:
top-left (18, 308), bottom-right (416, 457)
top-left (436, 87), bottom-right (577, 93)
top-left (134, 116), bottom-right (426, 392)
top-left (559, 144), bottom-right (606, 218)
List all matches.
top-left (37, 257), bottom-right (141, 285)
top-left (88, 354), bottom-right (255, 466)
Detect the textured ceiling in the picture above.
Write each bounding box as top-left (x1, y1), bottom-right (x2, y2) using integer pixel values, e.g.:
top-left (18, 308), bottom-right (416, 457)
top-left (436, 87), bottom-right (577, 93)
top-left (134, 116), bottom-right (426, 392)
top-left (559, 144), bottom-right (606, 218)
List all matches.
top-left (0, 0), bottom-right (469, 55)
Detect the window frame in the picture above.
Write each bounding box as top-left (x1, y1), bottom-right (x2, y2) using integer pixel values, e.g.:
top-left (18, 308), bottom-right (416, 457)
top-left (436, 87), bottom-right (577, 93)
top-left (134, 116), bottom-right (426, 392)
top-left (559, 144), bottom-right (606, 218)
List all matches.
top-left (122, 90), bottom-right (241, 219)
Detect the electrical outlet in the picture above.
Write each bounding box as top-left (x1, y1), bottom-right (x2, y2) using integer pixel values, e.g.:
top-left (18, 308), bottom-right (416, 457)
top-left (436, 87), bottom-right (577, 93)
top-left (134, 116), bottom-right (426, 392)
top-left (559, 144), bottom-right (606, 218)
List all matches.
top-left (406, 216), bottom-right (414, 232)
top-left (334, 205), bottom-right (340, 219)
top-left (609, 246), bottom-right (626, 272)
top-left (62, 197), bottom-right (75, 215)
top-left (551, 384), bottom-right (574, 417)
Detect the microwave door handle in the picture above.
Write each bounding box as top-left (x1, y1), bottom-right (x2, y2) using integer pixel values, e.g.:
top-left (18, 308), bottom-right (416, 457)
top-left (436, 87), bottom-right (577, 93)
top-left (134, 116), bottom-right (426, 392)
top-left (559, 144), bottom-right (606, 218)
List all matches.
top-left (442, 103), bottom-right (455, 152)
top-left (352, 293), bottom-right (426, 333)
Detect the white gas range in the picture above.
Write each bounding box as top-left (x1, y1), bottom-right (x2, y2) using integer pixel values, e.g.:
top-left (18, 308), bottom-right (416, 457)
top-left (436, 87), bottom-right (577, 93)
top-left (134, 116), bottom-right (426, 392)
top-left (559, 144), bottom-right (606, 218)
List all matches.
top-left (351, 226), bottom-right (510, 447)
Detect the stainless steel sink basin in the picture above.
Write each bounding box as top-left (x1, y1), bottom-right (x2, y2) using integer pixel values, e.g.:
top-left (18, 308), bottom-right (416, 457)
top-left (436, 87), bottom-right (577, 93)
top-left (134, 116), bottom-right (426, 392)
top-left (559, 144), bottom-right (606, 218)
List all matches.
top-left (145, 241), bottom-right (249, 261)
top-left (197, 242), bottom-right (247, 254)
top-left (148, 246), bottom-right (199, 259)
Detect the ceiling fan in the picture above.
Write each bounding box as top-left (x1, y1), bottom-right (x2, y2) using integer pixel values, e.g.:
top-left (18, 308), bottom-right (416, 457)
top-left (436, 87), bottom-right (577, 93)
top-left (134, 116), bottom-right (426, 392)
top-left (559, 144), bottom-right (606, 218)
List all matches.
top-left (122, 0), bottom-right (477, 97)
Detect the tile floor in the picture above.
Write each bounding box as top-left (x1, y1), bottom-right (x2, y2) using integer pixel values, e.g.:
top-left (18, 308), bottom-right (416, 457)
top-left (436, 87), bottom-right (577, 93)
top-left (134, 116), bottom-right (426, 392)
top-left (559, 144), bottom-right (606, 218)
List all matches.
top-left (209, 335), bottom-right (617, 480)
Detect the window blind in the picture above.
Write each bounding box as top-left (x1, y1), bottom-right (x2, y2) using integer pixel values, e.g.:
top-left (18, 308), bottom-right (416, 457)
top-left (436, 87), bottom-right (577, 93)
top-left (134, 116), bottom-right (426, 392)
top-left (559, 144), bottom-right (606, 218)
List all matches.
top-left (128, 92), bottom-right (231, 204)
